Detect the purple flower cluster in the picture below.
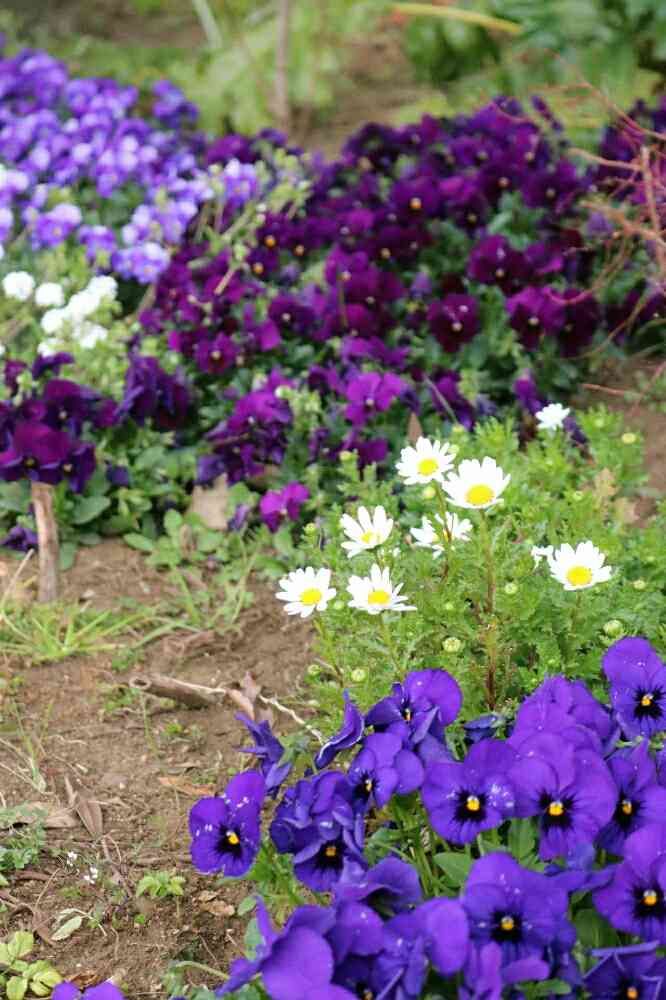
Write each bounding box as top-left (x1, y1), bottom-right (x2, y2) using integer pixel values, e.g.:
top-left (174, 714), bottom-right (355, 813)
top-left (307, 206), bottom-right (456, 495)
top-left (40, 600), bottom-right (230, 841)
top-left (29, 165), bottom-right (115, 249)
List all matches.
top-left (191, 637), bottom-right (666, 996)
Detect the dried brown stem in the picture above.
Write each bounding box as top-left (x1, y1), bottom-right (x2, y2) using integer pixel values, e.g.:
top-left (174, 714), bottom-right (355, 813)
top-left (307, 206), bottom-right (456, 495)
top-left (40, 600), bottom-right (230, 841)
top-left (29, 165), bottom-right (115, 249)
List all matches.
top-left (31, 482), bottom-right (59, 603)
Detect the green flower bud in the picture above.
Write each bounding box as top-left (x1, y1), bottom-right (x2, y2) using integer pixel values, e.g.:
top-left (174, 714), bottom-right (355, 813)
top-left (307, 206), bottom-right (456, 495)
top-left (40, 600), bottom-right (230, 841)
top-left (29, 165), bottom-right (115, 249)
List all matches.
top-left (333, 600), bottom-right (345, 611)
top-left (307, 663), bottom-right (319, 677)
top-left (443, 637), bottom-right (462, 654)
top-left (339, 450), bottom-right (355, 463)
top-left (451, 424), bottom-right (466, 435)
top-left (422, 485), bottom-right (436, 501)
top-left (571, 490), bottom-right (584, 502)
top-left (504, 582), bottom-right (518, 596)
top-left (351, 668), bottom-right (367, 683)
top-left (443, 601), bottom-right (455, 612)
top-left (621, 432), bottom-right (637, 445)
top-left (303, 522), bottom-right (318, 535)
top-left (632, 579), bottom-right (647, 591)
top-left (603, 619), bottom-right (624, 637)
top-left (594, 417), bottom-right (606, 429)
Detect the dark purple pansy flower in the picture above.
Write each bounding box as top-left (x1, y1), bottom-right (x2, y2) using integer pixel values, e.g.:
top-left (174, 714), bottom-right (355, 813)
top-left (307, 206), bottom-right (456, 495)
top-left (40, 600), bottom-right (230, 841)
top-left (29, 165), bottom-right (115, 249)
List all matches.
top-left (544, 842), bottom-right (614, 894)
top-left (585, 942), bottom-right (666, 1000)
top-left (366, 669), bottom-right (462, 753)
top-left (0, 524), bottom-right (38, 552)
top-left (343, 372), bottom-right (407, 427)
top-left (259, 481), bottom-right (309, 533)
top-left (0, 421), bottom-right (72, 486)
top-left (514, 675), bottom-right (616, 752)
top-left (31, 352), bottom-right (74, 379)
top-left (315, 691), bottom-right (364, 769)
top-left (593, 824), bottom-right (666, 944)
top-left (427, 294), bottom-right (479, 353)
top-left (463, 852), bottom-right (573, 966)
top-left (602, 637), bottom-right (666, 739)
top-left (236, 713), bottom-right (292, 797)
top-left (349, 732), bottom-right (424, 810)
top-left (189, 770), bottom-right (265, 876)
top-left (106, 464), bottom-right (130, 488)
top-left (505, 286), bottom-right (565, 349)
top-left (117, 355), bottom-right (190, 431)
top-left (333, 857), bottom-right (422, 912)
top-left (510, 733), bottom-right (616, 859)
top-left (461, 942), bottom-right (550, 1000)
top-left (598, 741), bottom-right (666, 856)
top-left (422, 739), bottom-right (517, 844)
top-left (468, 235), bottom-right (527, 291)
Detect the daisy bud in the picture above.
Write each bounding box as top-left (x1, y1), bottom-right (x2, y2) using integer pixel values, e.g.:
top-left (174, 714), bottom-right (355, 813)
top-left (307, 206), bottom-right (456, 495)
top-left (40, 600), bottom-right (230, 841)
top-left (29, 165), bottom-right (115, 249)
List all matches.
top-left (443, 637), bottom-right (462, 653)
top-left (351, 668), bottom-right (367, 682)
top-left (603, 619), bottom-right (624, 637)
top-left (422, 485), bottom-right (436, 500)
top-left (621, 432), bottom-right (637, 444)
top-left (632, 579), bottom-right (647, 591)
top-left (504, 582), bottom-right (518, 595)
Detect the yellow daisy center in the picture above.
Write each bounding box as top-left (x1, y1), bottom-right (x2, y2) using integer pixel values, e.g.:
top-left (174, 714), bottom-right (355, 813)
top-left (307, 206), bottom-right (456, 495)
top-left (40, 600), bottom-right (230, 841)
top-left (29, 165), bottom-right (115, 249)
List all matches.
top-left (626, 989), bottom-right (639, 1000)
top-left (621, 799), bottom-right (633, 815)
top-left (361, 530), bottom-right (378, 545)
top-left (466, 795), bottom-right (481, 812)
top-left (368, 589), bottom-right (391, 606)
top-left (566, 565), bottom-right (593, 587)
top-left (641, 693), bottom-right (653, 707)
top-left (643, 889), bottom-right (658, 907)
top-left (417, 457), bottom-right (439, 476)
top-left (548, 800), bottom-right (565, 817)
top-left (300, 587), bottom-right (322, 606)
top-left (500, 915), bottom-right (515, 932)
top-left (226, 831), bottom-right (240, 846)
top-left (465, 484), bottom-right (494, 506)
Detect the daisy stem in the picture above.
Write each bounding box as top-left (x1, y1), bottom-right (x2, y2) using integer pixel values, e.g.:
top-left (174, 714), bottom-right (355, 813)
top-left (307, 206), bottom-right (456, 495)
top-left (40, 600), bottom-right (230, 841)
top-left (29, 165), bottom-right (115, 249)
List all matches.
top-left (433, 482), bottom-right (453, 577)
top-left (380, 613), bottom-right (401, 671)
top-left (478, 510), bottom-right (495, 615)
top-left (566, 591), bottom-right (583, 669)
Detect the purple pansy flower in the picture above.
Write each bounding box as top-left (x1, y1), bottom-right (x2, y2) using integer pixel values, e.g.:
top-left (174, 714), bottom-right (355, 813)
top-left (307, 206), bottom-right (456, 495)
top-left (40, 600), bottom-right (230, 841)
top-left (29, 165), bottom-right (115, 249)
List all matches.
top-left (348, 732), bottom-right (424, 810)
top-left (585, 942), bottom-right (666, 999)
top-left (598, 741), bottom-right (666, 855)
top-left (427, 294), bottom-right (479, 353)
top-left (365, 668), bottom-right (462, 756)
top-left (315, 691), bottom-right (364, 769)
top-left (236, 713), bottom-right (292, 796)
top-left (52, 985), bottom-right (125, 1000)
top-left (189, 770), bottom-right (265, 876)
top-left (421, 739), bottom-right (517, 844)
top-left (593, 824), bottom-right (666, 944)
top-left (343, 372), bottom-right (407, 427)
top-left (602, 637), bottom-right (666, 739)
top-left (259, 482), bottom-right (309, 533)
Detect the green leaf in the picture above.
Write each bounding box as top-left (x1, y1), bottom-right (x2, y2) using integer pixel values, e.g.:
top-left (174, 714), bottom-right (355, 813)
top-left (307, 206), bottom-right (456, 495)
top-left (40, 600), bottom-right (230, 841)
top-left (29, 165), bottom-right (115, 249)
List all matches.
top-left (7, 977), bottom-right (28, 1000)
top-left (58, 542), bottom-right (77, 572)
top-left (507, 818), bottom-right (536, 861)
top-left (433, 851), bottom-right (474, 887)
top-left (163, 508), bottom-right (183, 538)
top-left (51, 914), bottom-right (83, 941)
top-left (9, 932), bottom-right (34, 961)
top-left (237, 895), bottom-right (257, 916)
top-left (123, 533), bottom-right (155, 553)
top-left (71, 495), bottom-right (111, 525)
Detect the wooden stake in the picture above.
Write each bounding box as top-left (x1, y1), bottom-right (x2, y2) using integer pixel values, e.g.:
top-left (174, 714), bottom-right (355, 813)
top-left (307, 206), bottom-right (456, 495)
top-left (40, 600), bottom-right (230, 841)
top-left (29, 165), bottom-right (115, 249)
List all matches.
top-left (31, 482), bottom-right (59, 603)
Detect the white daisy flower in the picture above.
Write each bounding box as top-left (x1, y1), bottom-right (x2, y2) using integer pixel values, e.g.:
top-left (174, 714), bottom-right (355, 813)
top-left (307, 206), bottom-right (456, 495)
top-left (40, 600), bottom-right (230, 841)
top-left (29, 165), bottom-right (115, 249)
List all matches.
top-left (2, 270), bottom-right (34, 301)
top-left (340, 505), bottom-right (393, 558)
top-left (275, 566), bottom-right (336, 618)
top-left (535, 403), bottom-right (570, 432)
top-left (547, 541), bottom-right (613, 591)
top-left (86, 274), bottom-right (117, 301)
top-left (76, 322), bottom-right (108, 349)
top-left (347, 563), bottom-right (416, 615)
top-left (396, 436), bottom-right (455, 486)
top-left (65, 289), bottom-right (99, 321)
top-left (442, 457), bottom-right (510, 510)
top-left (411, 513), bottom-right (472, 557)
top-left (34, 282), bottom-right (65, 309)
top-left (531, 544), bottom-right (554, 567)
top-left (41, 307), bottom-right (68, 335)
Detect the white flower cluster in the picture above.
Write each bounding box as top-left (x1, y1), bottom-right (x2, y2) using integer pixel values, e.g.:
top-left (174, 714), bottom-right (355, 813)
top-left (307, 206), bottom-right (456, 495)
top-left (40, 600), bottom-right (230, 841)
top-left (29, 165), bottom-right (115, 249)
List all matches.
top-left (38, 274), bottom-right (117, 354)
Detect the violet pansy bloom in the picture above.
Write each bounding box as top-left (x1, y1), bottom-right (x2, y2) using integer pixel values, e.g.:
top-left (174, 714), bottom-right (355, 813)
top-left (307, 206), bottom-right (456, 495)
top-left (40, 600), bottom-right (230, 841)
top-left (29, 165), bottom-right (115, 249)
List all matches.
top-left (259, 481), bottom-right (309, 534)
top-left (189, 770), bottom-right (265, 876)
top-left (602, 637), bottom-right (666, 739)
top-left (593, 824), bottom-right (666, 944)
top-left (315, 691), bottom-right (364, 769)
top-left (584, 942), bottom-right (666, 999)
top-left (236, 713), bottom-right (292, 797)
top-left (597, 741), bottom-right (666, 856)
top-left (348, 732), bottom-right (424, 810)
top-left (53, 985), bottom-right (126, 1000)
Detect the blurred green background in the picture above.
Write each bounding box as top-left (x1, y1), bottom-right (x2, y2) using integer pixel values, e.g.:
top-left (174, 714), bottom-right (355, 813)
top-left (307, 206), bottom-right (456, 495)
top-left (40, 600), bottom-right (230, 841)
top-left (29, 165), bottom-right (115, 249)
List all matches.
top-left (3, 0), bottom-right (665, 149)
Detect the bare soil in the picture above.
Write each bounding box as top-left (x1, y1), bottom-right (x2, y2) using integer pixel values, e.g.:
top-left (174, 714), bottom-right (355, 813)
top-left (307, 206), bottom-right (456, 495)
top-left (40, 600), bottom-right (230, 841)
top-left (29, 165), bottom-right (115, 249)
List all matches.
top-left (0, 541), bottom-right (313, 997)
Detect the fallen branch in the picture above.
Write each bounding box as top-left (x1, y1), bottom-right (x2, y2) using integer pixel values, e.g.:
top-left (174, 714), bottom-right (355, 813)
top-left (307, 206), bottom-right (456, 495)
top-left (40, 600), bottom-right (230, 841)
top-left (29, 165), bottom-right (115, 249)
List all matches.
top-left (31, 482), bottom-right (59, 602)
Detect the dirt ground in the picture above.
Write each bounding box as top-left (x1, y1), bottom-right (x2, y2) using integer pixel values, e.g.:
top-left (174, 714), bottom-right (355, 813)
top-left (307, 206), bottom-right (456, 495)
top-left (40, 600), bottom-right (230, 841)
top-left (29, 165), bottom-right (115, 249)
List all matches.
top-left (0, 544), bottom-right (313, 996)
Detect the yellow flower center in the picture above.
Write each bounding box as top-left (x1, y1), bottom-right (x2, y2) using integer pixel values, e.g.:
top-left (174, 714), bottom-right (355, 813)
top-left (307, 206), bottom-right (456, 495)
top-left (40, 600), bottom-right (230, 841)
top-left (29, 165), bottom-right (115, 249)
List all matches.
top-left (626, 989), bottom-right (639, 1000)
top-left (365, 778), bottom-right (373, 793)
top-left (417, 457), bottom-right (439, 476)
top-left (641, 693), bottom-right (653, 707)
top-left (361, 530), bottom-right (378, 545)
top-left (500, 915), bottom-right (515, 932)
top-left (466, 795), bottom-right (481, 813)
top-left (643, 889), bottom-right (658, 907)
top-left (264, 235), bottom-right (276, 248)
top-left (325, 844), bottom-right (337, 858)
top-left (300, 587), bottom-right (322, 606)
top-left (566, 565), bottom-right (593, 587)
top-left (368, 589), bottom-right (390, 606)
top-left (226, 831), bottom-right (240, 846)
top-left (621, 799), bottom-right (633, 815)
top-left (465, 484), bottom-right (494, 506)
top-left (548, 800), bottom-right (565, 817)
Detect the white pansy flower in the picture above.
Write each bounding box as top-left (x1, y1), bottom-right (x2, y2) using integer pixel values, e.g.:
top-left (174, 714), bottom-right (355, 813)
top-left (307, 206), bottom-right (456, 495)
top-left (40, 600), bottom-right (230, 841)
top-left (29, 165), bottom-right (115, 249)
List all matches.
top-left (411, 512), bottom-right (472, 557)
top-left (35, 282), bottom-right (65, 308)
top-left (2, 270), bottom-right (35, 301)
top-left (340, 505), bottom-right (393, 558)
top-left (41, 307), bottom-right (68, 334)
top-left (396, 436), bottom-right (455, 486)
top-left (347, 563), bottom-right (416, 615)
top-left (443, 457), bottom-right (510, 510)
top-left (547, 541), bottom-right (613, 591)
top-left (275, 566), bottom-right (336, 618)
top-left (531, 544), bottom-right (554, 567)
top-left (535, 402), bottom-right (570, 432)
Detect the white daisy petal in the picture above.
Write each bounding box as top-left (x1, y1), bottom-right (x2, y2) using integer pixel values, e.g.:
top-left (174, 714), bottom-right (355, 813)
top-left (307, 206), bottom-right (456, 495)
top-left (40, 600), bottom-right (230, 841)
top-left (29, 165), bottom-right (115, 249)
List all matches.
top-left (443, 456), bottom-right (510, 510)
top-left (275, 566), bottom-right (336, 616)
top-left (339, 504), bottom-right (393, 558)
top-left (396, 436), bottom-right (455, 486)
top-left (535, 402), bottom-right (571, 432)
top-left (547, 541), bottom-right (613, 591)
top-left (346, 562), bottom-right (416, 615)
